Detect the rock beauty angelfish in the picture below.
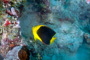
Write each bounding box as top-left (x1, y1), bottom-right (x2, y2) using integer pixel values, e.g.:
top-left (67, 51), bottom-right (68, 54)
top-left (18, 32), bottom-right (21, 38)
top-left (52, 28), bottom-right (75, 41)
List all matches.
top-left (32, 25), bottom-right (56, 45)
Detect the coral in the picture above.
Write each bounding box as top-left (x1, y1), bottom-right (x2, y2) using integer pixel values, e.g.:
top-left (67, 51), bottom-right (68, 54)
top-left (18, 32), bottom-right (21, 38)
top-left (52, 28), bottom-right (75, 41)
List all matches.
top-left (0, 33), bottom-right (23, 57)
top-left (18, 46), bottom-right (30, 60)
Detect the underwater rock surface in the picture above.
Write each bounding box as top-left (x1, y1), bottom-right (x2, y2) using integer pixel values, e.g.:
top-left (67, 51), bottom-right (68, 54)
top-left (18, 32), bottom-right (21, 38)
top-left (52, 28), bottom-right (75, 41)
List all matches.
top-left (19, 0), bottom-right (90, 60)
top-left (4, 46), bottom-right (22, 60)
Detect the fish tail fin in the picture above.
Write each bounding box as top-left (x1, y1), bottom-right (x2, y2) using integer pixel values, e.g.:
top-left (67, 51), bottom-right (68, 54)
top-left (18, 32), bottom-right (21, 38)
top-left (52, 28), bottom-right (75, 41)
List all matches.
top-left (50, 37), bottom-right (56, 44)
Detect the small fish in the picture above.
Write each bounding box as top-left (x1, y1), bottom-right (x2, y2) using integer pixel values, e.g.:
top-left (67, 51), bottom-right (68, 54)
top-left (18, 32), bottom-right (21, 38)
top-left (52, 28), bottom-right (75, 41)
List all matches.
top-left (32, 25), bottom-right (56, 45)
top-left (4, 20), bottom-right (11, 27)
top-left (86, 0), bottom-right (90, 4)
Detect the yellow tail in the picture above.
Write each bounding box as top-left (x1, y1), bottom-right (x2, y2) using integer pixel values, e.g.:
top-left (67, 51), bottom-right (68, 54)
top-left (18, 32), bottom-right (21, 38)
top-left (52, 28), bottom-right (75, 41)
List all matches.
top-left (50, 37), bottom-right (56, 44)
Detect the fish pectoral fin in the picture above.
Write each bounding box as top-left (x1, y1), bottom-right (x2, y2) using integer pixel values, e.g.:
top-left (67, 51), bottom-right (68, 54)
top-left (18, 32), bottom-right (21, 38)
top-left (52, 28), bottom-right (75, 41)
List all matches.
top-left (50, 37), bottom-right (56, 44)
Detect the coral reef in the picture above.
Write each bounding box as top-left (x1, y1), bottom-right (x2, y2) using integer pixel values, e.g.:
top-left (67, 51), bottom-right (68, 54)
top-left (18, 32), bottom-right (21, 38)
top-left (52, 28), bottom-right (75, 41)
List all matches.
top-left (0, 0), bottom-right (90, 60)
